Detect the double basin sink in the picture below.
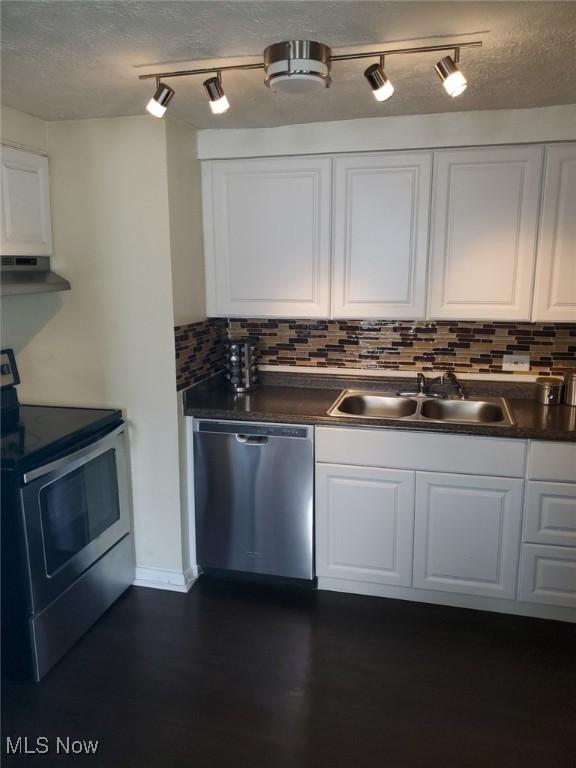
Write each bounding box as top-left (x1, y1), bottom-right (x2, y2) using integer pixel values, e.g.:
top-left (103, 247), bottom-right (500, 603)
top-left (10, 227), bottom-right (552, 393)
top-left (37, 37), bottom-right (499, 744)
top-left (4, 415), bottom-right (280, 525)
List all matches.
top-left (327, 390), bottom-right (515, 426)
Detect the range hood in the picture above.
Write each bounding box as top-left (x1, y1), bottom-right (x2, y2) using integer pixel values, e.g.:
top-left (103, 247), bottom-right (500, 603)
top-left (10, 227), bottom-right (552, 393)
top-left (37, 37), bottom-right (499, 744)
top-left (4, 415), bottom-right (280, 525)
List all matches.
top-left (1, 256), bottom-right (71, 296)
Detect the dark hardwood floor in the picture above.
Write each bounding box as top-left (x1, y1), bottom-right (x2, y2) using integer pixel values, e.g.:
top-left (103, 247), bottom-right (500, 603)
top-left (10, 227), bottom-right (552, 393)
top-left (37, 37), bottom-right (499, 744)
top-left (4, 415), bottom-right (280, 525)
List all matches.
top-left (3, 577), bottom-right (576, 767)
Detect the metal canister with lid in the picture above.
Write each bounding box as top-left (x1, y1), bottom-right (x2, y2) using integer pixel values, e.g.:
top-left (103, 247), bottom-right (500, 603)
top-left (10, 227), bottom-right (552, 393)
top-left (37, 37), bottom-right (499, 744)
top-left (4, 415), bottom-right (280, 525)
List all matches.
top-left (224, 337), bottom-right (259, 394)
top-left (564, 371), bottom-right (576, 407)
top-left (535, 376), bottom-right (564, 406)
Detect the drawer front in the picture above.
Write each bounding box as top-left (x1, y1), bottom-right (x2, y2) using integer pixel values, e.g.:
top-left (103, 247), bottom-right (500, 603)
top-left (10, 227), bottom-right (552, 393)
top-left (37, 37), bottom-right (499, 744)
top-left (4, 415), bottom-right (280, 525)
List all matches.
top-left (316, 427), bottom-right (526, 477)
top-left (527, 441), bottom-right (576, 482)
top-left (523, 481), bottom-right (576, 547)
top-left (518, 544), bottom-right (576, 608)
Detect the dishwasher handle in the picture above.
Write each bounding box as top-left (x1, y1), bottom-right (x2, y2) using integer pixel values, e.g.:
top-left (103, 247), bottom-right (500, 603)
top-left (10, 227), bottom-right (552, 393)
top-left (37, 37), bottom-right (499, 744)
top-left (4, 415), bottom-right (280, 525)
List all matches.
top-left (236, 435), bottom-right (268, 445)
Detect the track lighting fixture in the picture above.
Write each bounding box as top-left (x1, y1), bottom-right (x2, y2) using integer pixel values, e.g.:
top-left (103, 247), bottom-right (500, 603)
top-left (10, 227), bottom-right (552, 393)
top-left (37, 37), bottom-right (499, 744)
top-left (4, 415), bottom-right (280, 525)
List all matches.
top-left (203, 73), bottom-right (230, 114)
top-left (435, 54), bottom-right (467, 97)
top-left (146, 80), bottom-right (175, 118)
top-left (263, 40), bottom-right (331, 93)
top-left (364, 57), bottom-right (394, 102)
top-left (140, 39), bottom-right (480, 116)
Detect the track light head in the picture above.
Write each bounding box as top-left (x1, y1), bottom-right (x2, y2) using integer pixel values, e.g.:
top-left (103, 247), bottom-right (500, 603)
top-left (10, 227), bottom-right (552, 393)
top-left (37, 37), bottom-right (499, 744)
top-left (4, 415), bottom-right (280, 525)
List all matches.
top-left (146, 82), bottom-right (174, 118)
top-left (364, 62), bottom-right (394, 102)
top-left (435, 55), bottom-right (467, 97)
top-left (204, 75), bottom-right (230, 114)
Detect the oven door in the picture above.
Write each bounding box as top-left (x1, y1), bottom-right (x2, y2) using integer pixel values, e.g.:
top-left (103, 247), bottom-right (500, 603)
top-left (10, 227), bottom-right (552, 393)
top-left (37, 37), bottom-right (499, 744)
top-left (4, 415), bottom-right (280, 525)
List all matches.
top-left (19, 424), bottom-right (132, 614)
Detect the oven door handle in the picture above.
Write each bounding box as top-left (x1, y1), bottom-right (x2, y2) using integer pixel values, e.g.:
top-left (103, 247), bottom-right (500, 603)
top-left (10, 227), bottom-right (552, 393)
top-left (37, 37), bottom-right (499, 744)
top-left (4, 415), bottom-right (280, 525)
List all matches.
top-left (22, 424), bottom-right (126, 485)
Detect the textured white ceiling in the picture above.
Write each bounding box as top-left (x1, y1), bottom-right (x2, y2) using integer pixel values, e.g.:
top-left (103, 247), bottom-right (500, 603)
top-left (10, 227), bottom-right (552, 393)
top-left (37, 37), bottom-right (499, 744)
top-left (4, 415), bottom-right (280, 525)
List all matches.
top-left (2, 1), bottom-right (576, 129)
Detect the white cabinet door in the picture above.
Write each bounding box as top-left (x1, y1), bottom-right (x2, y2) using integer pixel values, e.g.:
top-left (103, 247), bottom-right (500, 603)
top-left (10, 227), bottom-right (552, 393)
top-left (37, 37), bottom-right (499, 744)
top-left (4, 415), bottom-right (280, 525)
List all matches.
top-left (518, 544), bottom-right (576, 608)
top-left (532, 144), bottom-right (576, 321)
top-left (413, 472), bottom-right (523, 599)
top-left (331, 152), bottom-right (432, 319)
top-left (203, 156), bottom-right (331, 318)
top-left (428, 146), bottom-right (543, 320)
top-left (1, 146), bottom-right (53, 256)
top-left (316, 464), bottom-right (415, 586)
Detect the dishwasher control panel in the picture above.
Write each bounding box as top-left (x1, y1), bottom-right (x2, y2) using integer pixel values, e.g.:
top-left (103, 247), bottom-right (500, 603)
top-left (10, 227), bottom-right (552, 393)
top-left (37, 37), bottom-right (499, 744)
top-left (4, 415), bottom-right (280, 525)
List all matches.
top-left (195, 421), bottom-right (310, 439)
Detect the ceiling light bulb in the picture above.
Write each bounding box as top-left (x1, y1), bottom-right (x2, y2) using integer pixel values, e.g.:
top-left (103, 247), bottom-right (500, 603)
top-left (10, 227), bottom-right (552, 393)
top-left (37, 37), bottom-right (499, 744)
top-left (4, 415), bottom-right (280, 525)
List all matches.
top-left (204, 76), bottom-right (230, 115)
top-left (435, 56), bottom-right (467, 97)
top-left (364, 63), bottom-right (394, 102)
top-left (209, 94), bottom-right (230, 115)
top-left (146, 82), bottom-right (175, 118)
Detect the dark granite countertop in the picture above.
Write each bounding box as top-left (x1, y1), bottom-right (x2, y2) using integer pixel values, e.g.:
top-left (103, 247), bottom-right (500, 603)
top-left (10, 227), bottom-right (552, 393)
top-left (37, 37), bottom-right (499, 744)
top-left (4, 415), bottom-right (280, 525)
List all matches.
top-left (184, 373), bottom-right (576, 442)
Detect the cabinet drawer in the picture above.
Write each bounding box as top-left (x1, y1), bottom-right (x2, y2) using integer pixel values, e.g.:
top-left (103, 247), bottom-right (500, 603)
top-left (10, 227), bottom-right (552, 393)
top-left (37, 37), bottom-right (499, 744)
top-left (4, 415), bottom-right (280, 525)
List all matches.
top-left (527, 441), bottom-right (576, 482)
top-left (523, 481), bottom-right (576, 547)
top-left (518, 544), bottom-right (576, 608)
top-left (316, 427), bottom-right (526, 477)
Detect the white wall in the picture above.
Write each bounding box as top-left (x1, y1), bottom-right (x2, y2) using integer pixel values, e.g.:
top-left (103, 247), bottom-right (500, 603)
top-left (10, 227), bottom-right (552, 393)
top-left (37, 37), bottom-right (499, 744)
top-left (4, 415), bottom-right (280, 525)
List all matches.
top-left (166, 117), bottom-right (206, 326)
top-left (198, 103), bottom-right (576, 159)
top-left (1, 112), bottom-right (186, 575)
top-left (164, 117), bottom-right (207, 574)
top-left (1, 105), bottom-right (47, 153)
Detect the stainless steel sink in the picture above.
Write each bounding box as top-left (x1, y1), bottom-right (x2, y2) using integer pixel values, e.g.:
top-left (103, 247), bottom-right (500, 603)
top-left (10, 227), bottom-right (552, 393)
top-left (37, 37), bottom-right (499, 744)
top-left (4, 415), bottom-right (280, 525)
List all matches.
top-left (332, 393), bottom-right (418, 419)
top-left (327, 390), bottom-right (515, 427)
top-left (419, 398), bottom-right (512, 424)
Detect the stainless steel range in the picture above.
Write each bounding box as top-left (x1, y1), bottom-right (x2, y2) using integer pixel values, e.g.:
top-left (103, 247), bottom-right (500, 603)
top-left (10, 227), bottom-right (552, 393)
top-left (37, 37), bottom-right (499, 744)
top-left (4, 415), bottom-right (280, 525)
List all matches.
top-left (1, 349), bottom-right (134, 681)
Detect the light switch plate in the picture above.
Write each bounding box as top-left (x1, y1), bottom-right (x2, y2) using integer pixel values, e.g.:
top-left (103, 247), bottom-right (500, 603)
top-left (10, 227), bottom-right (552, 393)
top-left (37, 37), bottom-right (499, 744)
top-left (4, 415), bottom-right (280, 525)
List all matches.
top-left (502, 354), bottom-right (530, 372)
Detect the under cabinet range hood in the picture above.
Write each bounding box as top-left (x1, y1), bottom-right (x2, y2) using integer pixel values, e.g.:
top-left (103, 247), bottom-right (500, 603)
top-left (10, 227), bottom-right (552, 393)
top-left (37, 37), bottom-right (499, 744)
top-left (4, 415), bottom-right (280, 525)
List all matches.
top-left (1, 256), bottom-right (71, 296)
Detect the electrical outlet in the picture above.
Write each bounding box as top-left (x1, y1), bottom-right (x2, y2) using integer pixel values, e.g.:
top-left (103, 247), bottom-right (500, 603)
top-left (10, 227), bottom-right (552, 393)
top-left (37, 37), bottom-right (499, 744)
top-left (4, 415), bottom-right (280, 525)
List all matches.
top-left (502, 354), bottom-right (530, 372)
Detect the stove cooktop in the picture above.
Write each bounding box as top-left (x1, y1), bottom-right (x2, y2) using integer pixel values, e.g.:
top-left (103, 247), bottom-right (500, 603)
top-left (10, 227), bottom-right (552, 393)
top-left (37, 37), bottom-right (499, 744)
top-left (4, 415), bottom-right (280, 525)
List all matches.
top-left (1, 405), bottom-right (123, 471)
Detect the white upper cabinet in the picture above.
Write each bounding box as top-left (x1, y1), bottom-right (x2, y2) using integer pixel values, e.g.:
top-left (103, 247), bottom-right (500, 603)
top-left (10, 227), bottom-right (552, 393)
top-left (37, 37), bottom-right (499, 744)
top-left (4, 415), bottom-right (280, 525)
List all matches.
top-left (331, 152), bottom-right (432, 319)
top-left (1, 146), bottom-right (53, 256)
top-left (427, 146), bottom-right (544, 321)
top-left (532, 144), bottom-right (576, 322)
top-left (203, 156), bottom-right (331, 318)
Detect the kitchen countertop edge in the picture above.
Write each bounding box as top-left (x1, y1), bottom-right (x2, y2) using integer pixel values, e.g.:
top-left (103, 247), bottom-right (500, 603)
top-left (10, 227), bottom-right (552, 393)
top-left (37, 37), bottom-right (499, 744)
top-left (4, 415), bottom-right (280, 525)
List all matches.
top-left (184, 382), bottom-right (576, 442)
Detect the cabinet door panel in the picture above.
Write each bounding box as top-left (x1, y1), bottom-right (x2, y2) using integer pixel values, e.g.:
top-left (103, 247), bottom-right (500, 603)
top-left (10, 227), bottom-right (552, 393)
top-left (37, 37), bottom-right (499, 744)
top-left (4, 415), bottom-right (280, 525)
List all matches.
top-left (518, 544), bottom-right (576, 608)
top-left (1, 147), bottom-right (52, 256)
top-left (414, 472), bottom-right (523, 598)
top-left (428, 146), bottom-right (543, 320)
top-left (203, 157), bottom-right (331, 317)
top-left (533, 144), bottom-right (576, 321)
top-left (523, 481), bottom-right (576, 547)
top-left (332, 153), bottom-right (431, 319)
top-left (316, 464), bottom-right (415, 586)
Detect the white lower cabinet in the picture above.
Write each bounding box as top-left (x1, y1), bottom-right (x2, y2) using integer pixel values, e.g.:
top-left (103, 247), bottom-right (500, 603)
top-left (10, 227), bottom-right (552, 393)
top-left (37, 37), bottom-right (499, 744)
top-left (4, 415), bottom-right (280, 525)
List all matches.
top-left (315, 464), bottom-right (415, 586)
top-left (314, 429), bottom-right (575, 621)
top-left (518, 544), bottom-right (576, 608)
top-left (413, 473), bottom-right (524, 599)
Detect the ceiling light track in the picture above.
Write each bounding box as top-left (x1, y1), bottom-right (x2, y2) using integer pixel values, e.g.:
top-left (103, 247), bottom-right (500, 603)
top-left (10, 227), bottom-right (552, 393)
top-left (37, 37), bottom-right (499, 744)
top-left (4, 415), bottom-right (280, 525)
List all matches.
top-left (140, 39), bottom-right (482, 117)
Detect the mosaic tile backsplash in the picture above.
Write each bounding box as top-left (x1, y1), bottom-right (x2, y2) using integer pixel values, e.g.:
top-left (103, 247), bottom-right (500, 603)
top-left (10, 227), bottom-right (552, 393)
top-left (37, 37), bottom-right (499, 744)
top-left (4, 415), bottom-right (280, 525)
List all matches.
top-left (174, 318), bottom-right (226, 391)
top-left (175, 318), bottom-right (576, 390)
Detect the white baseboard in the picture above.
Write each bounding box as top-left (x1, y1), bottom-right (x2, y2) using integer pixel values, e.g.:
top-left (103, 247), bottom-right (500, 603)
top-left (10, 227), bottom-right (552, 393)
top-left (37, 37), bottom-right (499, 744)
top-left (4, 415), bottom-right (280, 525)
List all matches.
top-left (133, 566), bottom-right (198, 593)
top-left (317, 577), bottom-right (576, 623)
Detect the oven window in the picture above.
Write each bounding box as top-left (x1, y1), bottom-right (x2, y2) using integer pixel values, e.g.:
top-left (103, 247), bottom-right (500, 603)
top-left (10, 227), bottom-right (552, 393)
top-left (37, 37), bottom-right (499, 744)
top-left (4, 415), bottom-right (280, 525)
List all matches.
top-left (39, 449), bottom-right (120, 575)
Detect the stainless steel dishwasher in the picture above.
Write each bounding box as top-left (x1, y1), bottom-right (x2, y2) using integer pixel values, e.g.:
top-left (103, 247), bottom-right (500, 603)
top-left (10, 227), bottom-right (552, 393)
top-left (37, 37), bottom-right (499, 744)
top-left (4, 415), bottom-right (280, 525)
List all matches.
top-left (193, 420), bottom-right (314, 580)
